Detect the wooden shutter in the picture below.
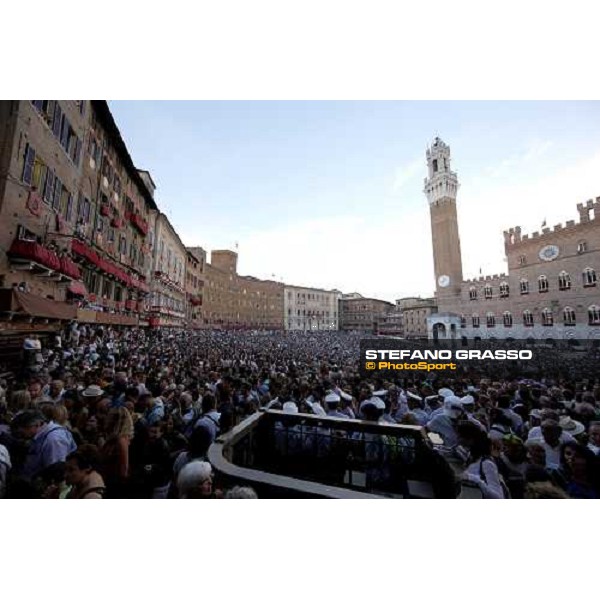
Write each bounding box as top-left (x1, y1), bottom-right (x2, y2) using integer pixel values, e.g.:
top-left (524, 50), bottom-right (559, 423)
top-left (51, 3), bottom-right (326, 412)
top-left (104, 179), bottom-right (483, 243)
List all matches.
top-left (52, 103), bottom-right (63, 137)
top-left (22, 144), bottom-right (36, 184)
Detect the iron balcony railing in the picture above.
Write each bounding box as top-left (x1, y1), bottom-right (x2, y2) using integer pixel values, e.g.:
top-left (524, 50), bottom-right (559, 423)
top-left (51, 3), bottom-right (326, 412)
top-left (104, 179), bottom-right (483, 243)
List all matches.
top-left (208, 410), bottom-right (458, 499)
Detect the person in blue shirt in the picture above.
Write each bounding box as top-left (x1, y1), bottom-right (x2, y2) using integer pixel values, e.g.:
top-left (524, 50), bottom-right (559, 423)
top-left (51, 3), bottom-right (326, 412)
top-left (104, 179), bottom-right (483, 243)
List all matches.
top-left (12, 410), bottom-right (77, 482)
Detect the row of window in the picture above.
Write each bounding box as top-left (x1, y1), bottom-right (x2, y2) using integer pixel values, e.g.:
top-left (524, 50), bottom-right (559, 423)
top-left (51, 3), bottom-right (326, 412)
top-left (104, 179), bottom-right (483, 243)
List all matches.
top-left (462, 306), bottom-right (600, 328)
top-left (518, 242), bottom-right (588, 265)
top-left (31, 101), bottom-right (82, 166)
top-left (288, 291), bottom-right (332, 302)
top-left (85, 271), bottom-right (124, 302)
top-left (150, 293), bottom-right (184, 313)
top-left (469, 270), bottom-right (597, 300)
top-left (22, 143), bottom-right (144, 272)
top-left (288, 309), bottom-right (336, 317)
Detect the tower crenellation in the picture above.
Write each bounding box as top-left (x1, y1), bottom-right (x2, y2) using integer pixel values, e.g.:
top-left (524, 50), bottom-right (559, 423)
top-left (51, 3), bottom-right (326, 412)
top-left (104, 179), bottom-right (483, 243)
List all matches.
top-left (504, 202), bottom-right (599, 249)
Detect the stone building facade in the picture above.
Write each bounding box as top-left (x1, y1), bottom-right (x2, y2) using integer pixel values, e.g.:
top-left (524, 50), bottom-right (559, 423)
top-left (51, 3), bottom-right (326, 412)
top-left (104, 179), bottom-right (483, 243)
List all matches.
top-left (185, 248), bottom-right (205, 328)
top-left (195, 249), bottom-right (284, 329)
top-left (0, 100), bottom-right (156, 330)
top-left (283, 285), bottom-right (341, 331)
top-left (149, 213), bottom-right (187, 327)
top-left (339, 294), bottom-right (394, 333)
top-left (425, 138), bottom-right (600, 340)
top-left (397, 297), bottom-right (437, 339)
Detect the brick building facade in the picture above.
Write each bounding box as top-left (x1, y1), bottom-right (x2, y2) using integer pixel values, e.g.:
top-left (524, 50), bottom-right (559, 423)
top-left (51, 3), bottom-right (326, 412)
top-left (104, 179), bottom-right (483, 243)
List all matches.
top-left (424, 138), bottom-right (600, 340)
top-left (339, 294), bottom-right (394, 333)
top-left (0, 100), bottom-right (156, 330)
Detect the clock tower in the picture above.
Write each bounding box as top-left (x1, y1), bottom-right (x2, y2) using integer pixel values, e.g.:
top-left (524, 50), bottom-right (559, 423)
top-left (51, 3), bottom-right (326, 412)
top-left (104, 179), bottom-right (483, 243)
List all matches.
top-left (424, 137), bottom-right (463, 298)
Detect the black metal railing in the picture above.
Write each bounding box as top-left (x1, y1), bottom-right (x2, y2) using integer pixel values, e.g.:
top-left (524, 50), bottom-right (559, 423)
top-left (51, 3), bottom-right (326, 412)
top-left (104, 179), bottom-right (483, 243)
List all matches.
top-left (209, 410), bottom-right (458, 498)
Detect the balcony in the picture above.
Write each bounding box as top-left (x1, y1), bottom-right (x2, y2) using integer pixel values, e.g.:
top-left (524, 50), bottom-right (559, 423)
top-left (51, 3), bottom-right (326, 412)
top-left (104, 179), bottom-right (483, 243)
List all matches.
top-left (128, 212), bottom-right (149, 236)
top-left (208, 410), bottom-right (458, 498)
top-left (189, 294), bottom-right (203, 306)
top-left (8, 239), bottom-right (81, 281)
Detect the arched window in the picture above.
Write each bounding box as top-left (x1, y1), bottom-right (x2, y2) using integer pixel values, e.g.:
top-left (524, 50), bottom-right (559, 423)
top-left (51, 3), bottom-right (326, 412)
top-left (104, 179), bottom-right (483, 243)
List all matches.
top-left (538, 275), bottom-right (549, 293)
top-left (486, 312), bottom-right (495, 328)
top-left (484, 285), bottom-right (493, 299)
top-left (563, 307), bottom-right (576, 326)
top-left (472, 314), bottom-right (480, 328)
top-left (542, 308), bottom-right (553, 326)
top-left (469, 287), bottom-right (477, 300)
top-left (503, 311), bottom-right (512, 327)
top-left (499, 282), bottom-right (509, 298)
top-left (523, 310), bottom-right (534, 327)
top-left (519, 255), bottom-right (527, 265)
top-left (583, 267), bottom-right (597, 287)
top-left (558, 271), bottom-right (571, 291)
top-left (577, 240), bottom-right (587, 254)
top-left (589, 305), bottom-right (600, 325)
top-left (520, 279), bottom-right (529, 295)
top-left (460, 315), bottom-right (466, 328)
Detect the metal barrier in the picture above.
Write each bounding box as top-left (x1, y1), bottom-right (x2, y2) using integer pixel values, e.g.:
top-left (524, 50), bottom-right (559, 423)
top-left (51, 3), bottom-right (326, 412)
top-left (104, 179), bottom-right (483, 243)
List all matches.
top-left (209, 410), bottom-right (458, 498)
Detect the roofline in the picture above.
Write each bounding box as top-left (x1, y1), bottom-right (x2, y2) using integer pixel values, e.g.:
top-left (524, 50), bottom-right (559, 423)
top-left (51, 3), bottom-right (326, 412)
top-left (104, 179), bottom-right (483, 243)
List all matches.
top-left (91, 101), bottom-right (158, 212)
top-left (156, 212), bottom-right (187, 252)
top-left (137, 168), bottom-right (156, 189)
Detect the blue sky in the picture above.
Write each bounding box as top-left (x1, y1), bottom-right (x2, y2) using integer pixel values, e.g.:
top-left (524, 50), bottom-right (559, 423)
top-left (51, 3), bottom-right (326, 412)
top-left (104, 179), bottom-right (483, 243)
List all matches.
top-left (109, 101), bottom-right (600, 301)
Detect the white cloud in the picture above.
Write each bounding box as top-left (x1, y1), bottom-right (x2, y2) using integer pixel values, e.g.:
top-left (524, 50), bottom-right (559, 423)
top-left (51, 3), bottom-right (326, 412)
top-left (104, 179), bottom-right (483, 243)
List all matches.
top-left (236, 211), bottom-right (435, 302)
top-left (391, 158), bottom-right (423, 193)
top-left (484, 140), bottom-right (554, 178)
top-left (177, 147), bottom-right (600, 306)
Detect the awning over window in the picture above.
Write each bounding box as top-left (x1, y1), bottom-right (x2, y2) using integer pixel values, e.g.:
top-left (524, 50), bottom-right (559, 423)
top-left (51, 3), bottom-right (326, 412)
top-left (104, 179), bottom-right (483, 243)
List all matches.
top-left (68, 281), bottom-right (87, 296)
top-left (0, 289), bottom-right (77, 320)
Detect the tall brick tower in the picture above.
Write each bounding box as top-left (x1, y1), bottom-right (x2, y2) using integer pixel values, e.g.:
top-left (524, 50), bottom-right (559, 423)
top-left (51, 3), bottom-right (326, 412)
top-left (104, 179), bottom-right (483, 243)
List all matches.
top-left (424, 137), bottom-right (463, 299)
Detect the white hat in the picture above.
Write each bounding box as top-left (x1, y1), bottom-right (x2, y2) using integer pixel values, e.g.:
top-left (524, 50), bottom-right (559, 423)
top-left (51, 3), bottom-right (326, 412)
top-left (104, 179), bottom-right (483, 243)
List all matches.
top-left (372, 398), bottom-right (386, 410)
top-left (530, 409), bottom-right (543, 420)
top-left (438, 388), bottom-right (453, 398)
top-left (82, 385), bottom-right (104, 398)
top-left (363, 397), bottom-right (386, 411)
top-left (324, 392), bottom-right (341, 404)
top-left (443, 396), bottom-right (464, 415)
top-left (459, 394), bottom-right (475, 406)
top-left (559, 416), bottom-right (585, 436)
top-left (282, 401), bottom-right (299, 414)
top-left (466, 385), bottom-right (478, 393)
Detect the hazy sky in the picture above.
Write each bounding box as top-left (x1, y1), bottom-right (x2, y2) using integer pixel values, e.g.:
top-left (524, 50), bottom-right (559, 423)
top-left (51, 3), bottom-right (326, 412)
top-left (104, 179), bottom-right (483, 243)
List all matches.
top-left (109, 101), bottom-right (600, 302)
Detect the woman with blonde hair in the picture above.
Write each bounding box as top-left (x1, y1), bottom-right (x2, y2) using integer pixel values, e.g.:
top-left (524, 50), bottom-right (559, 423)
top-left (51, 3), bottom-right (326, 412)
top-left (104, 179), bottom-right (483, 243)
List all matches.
top-left (98, 407), bottom-right (133, 498)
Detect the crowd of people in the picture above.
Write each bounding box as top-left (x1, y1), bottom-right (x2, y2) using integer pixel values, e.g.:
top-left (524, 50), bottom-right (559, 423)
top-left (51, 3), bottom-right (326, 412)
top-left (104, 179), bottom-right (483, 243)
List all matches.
top-left (0, 324), bottom-right (599, 499)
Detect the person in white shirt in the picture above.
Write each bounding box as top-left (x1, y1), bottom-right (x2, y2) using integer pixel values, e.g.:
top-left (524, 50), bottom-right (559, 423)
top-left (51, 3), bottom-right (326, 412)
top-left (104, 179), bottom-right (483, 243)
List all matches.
top-left (457, 421), bottom-right (506, 499)
top-left (536, 419), bottom-right (575, 469)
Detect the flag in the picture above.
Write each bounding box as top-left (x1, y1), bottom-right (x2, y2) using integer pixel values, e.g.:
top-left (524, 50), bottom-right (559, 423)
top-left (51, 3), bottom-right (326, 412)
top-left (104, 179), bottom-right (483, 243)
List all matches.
top-left (542, 218), bottom-right (547, 227)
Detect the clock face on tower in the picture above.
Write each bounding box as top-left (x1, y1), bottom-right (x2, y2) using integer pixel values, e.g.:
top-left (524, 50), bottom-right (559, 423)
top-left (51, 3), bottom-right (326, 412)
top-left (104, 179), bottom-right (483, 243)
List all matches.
top-left (539, 245), bottom-right (559, 261)
top-left (438, 275), bottom-right (450, 288)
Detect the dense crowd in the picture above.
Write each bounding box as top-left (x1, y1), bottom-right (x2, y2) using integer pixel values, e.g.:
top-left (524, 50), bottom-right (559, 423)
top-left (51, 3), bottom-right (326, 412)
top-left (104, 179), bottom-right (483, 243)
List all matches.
top-left (0, 324), bottom-right (599, 499)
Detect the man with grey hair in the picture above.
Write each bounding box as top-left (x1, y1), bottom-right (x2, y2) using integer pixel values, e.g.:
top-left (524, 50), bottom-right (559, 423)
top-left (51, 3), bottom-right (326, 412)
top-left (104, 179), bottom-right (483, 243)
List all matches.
top-left (11, 410), bottom-right (77, 481)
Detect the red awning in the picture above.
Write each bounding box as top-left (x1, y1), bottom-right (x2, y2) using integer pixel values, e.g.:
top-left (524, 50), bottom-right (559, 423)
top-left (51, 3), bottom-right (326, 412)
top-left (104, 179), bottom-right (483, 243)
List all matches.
top-left (68, 281), bottom-right (87, 296)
